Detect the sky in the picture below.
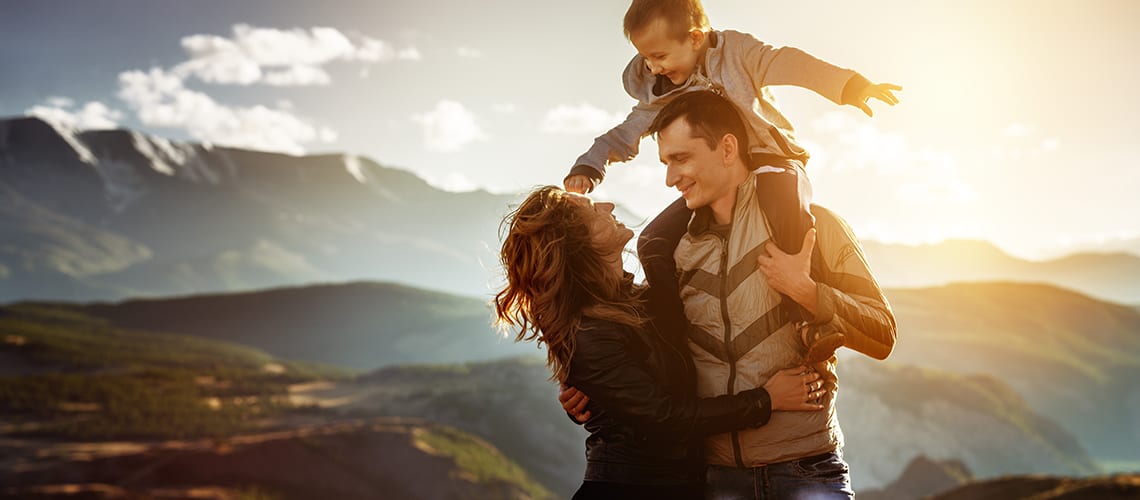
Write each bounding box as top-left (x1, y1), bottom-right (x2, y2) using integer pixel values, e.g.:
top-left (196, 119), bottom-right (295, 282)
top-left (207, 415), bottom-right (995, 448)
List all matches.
top-left (2, 0), bottom-right (1138, 260)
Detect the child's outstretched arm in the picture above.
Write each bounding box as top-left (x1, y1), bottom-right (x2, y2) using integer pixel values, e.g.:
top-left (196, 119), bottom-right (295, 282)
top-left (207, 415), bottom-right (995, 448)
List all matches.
top-left (734, 31), bottom-right (901, 118)
top-left (564, 101), bottom-right (658, 194)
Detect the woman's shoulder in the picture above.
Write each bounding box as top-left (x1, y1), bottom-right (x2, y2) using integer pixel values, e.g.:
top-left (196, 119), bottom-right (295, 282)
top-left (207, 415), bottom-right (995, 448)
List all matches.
top-left (573, 317), bottom-right (636, 352)
top-left (576, 316), bottom-right (629, 336)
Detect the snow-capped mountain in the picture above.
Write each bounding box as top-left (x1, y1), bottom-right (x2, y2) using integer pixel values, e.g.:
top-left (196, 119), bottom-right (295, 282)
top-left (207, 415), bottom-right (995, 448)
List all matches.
top-left (0, 116), bottom-right (518, 302)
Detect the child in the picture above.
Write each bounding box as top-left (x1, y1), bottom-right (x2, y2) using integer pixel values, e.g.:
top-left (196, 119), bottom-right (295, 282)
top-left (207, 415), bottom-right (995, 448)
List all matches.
top-left (564, 0), bottom-right (899, 362)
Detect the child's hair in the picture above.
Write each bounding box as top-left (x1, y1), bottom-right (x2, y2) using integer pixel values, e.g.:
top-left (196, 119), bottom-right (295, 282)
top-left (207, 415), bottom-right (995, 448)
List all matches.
top-left (648, 90), bottom-right (751, 163)
top-left (624, 0), bottom-right (710, 41)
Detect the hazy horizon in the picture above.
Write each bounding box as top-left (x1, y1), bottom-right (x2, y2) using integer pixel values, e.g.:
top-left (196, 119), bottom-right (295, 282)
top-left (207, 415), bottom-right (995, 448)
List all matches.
top-left (3, 0), bottom-right (1138, 260)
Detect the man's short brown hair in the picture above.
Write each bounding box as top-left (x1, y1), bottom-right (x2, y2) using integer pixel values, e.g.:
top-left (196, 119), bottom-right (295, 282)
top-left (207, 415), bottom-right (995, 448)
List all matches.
top-left (648, 90), bottom-right (751, 163)
top-left (624, 0), bottom-right (710, 41)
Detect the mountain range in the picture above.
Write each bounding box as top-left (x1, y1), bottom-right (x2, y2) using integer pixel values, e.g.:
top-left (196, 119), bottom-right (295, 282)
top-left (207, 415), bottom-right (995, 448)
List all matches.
top-left (882, 282), bottom-right (1140, 463)
top-left (0, 116), bottom-right (519, 302)
top-left (862, 239), bottom-right (1140, 304)
top-left (16, 277), bottom-right (1136, 468)
top-left (22, 281), bottom-right (533, 371)
top-left (3, 117), bottom-right (1139, 497)
top-left (10, 279), bottom-right (1137, 492)
top-left (2, 116), bottom-right (1139, 305)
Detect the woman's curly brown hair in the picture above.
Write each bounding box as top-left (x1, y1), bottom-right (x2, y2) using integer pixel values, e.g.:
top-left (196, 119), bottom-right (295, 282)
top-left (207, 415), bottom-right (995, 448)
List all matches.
top-left (494, 186), bottom-right (645, 383)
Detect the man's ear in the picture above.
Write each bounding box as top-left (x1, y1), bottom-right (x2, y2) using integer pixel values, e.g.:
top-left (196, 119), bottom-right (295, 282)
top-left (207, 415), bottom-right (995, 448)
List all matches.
top-left (720, 133), bottom-right (738, 166)
top-left (688, 29), bottom-right (706, 49)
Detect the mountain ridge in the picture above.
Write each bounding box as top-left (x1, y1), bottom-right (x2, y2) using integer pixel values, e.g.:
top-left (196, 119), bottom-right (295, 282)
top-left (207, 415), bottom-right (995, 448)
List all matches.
top-left (3, 115), bottom-right (1139, 304)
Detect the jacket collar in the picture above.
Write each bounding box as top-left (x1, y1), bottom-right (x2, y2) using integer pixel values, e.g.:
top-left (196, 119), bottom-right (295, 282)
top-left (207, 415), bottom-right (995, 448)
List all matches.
top-left (684, 172), bottom-right (756, 238)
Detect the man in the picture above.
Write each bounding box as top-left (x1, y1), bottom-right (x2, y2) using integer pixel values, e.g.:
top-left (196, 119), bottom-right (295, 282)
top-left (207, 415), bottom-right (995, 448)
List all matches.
top-left (562, 90), bottom-right (896, 499)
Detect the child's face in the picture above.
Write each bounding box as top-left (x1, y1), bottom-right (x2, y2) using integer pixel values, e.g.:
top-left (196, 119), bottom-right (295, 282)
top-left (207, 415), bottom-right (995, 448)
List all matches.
top-left (630, 18), bottom-right (705, 85)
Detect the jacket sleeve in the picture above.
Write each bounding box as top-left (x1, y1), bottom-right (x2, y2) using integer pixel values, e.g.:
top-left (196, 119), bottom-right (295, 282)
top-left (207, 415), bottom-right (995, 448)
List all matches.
top-left (637, 196), bottom-right (693, 348)
top-left (568, 100), bottom-right (659, 184)
top-left (733, 31), bottom-right (858, 106)
top-left (568, 322), bottom-right (772, 438)
top-left (807, 205), bottom-right (897, 360)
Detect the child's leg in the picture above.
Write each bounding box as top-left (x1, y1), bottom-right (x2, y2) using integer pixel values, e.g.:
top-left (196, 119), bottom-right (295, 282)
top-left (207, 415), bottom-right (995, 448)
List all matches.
top-left (753, 158), bottom-right (845, 362)
top-left (753, 158), bottom-right (814, 255)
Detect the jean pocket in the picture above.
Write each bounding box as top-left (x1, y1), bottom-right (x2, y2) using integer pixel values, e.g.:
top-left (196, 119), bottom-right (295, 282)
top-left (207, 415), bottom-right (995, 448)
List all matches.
top-left (789, 452), bottom-right (850, 479)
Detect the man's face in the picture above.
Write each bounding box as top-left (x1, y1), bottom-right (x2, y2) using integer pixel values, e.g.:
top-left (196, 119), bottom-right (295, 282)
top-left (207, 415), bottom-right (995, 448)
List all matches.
top-left (658, 117), bottom-right (737, 214)
top-left (630, 18), bottom-right (703, 85)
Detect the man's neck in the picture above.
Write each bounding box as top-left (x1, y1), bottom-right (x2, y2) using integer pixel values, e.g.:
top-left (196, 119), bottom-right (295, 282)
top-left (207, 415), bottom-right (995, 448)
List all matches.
top-left (711, 197), bottom-right (735, 225)
top-left (710, 165), bottom-right (749, 225)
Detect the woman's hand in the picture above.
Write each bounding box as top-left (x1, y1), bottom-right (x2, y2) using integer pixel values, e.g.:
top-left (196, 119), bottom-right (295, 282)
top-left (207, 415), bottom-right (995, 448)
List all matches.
top-left (559, 383), bottom-right (591, 422)
top-left (763, 366), bottom-right (826, 411)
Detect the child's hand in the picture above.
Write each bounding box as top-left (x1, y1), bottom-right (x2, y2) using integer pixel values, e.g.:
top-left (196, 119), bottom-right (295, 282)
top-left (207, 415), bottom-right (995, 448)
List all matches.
top-left (854, 83), bottom-right (902, 117)
top-left (564, 175), bottom-right (592, 194)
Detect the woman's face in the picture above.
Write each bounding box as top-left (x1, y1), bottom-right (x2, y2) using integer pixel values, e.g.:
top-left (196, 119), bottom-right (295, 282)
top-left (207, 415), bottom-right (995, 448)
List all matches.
top-left (566, 193), bottom-right (634, 257)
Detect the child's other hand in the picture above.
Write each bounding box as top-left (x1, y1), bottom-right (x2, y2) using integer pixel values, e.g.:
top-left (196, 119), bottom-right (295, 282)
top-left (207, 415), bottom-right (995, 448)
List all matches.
top-left (855, 83), bottom-right (902, 117)
top-left (564, 175), bottom-right (592, 194)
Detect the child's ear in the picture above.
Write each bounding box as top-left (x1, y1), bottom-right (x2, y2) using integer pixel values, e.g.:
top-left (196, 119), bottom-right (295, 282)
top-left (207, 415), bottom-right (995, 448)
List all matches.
top-left (688, 29), bottom-right (706, 49)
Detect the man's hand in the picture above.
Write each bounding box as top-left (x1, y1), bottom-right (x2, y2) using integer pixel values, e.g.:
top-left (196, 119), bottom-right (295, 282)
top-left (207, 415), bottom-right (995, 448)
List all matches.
top-left (564, 175), bottom-right (592, 194)
top-left (854, 83), bottom-right (902, 117)
top-left (559, 384), bottom-right (591, 423)
top-left (758, 229), bottom-right (818, 315)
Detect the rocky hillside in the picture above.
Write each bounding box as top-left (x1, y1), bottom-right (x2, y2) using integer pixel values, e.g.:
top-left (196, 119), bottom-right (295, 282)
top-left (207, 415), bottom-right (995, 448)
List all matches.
top-left (19, 281), bottom-right (534, 370)
top-left (291, 355), bottom-right (1099, 494)
top-left (884, 282), bottom-right (1140, 462)
top-left (1, 418), bottom-right (551, 500)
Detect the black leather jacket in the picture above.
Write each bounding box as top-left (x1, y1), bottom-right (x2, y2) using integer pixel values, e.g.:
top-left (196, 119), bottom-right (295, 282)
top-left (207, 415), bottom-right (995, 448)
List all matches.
top-left (567, 315), bottom-right (772, 485)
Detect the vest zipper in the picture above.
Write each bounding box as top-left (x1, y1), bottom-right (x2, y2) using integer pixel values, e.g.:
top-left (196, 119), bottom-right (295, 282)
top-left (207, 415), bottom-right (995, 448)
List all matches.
top-left (718, 233), bottom-right (745, 468)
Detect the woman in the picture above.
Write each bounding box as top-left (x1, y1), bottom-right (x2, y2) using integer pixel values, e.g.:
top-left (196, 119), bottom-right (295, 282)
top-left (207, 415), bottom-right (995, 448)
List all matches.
top-left (494, 186), bottom-right (825, 499)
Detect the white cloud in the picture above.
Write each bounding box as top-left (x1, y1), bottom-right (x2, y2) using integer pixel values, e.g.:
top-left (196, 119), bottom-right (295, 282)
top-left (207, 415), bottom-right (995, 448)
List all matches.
top-left (411, 100), bottom-right (486, 152)
top-left (807, 112), bottom-right (978, 206)
top-left (118, 67), bottom-right (336, 155)
top-left (25, 99), bottom-right (123, 130)
top-left (263, 65), bottom-right (332, 86)
top-left (429, 171), bottom-right (479, 192)
top-left (492, 103), bottom-right (517, 114)
top-left (45, 96), bottom-right (75, 108)
top-left (457, 47), bottom-right (484, 58)
top-left (397, 47), bottom-right (422, 61)
top-left (1002, 123), bottom-right (1035, 137)
top-left (808, 111), bottom-right (907, 173)
top-left (540, 103), bottom-right (625, 135)
top-left (174, 24), bottom-right (418, 87)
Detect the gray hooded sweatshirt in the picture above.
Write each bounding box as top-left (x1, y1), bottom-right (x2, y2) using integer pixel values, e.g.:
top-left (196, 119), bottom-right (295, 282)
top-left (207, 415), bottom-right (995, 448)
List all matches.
top-left (567, 29), bottom-right (869, 186)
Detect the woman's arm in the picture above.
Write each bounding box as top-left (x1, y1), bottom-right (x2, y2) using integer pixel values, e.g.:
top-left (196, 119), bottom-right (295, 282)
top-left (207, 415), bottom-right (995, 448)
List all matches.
top-left (567, 322), bottom-right (824, 438)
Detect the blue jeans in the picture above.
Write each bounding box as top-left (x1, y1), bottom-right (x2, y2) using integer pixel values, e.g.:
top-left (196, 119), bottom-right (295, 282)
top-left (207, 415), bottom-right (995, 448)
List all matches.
top-left (705, 451), bottom-right (853, 500)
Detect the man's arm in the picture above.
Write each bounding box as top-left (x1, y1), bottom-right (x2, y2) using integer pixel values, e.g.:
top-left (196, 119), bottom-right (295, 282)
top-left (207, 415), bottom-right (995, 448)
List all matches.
top-left (808, 206), bottom-right (896, 359)
top-left (758, 205), bottom-right (897, 360)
